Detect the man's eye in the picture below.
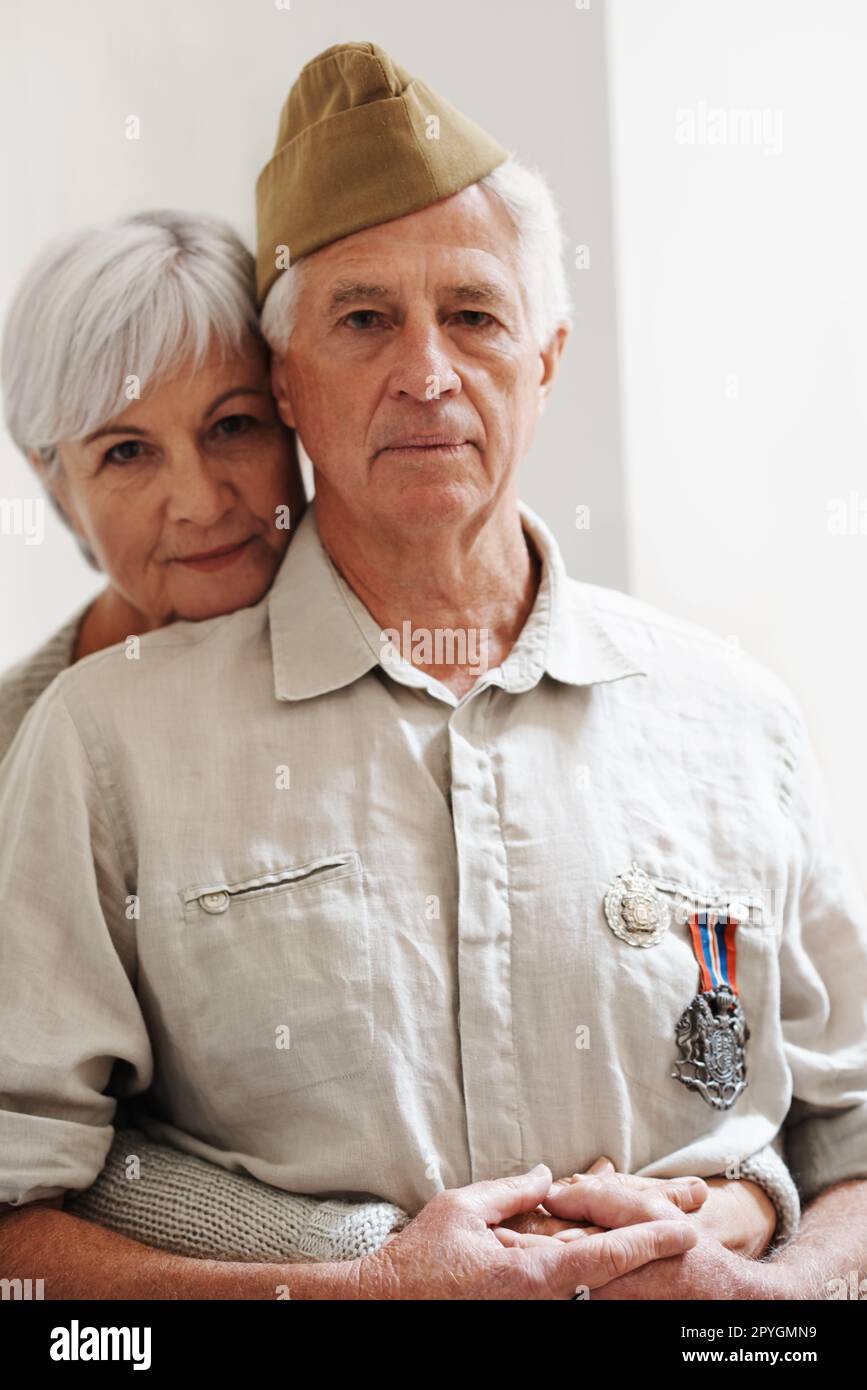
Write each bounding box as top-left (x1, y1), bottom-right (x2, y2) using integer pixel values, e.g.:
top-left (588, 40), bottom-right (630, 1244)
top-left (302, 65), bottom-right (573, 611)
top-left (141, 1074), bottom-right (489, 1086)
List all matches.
top-left (454, 310), bottom-right (496, 328)
top-left (213, 413), bottom-right (255, 437)
top-left (104, 440), bottom-right (145, 465)
top-left (341, 310), bottom-right (387, 331)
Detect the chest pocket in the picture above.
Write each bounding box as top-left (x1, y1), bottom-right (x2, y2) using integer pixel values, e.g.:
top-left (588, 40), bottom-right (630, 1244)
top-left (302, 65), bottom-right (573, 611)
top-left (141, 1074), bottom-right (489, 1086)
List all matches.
top-left (175, 851), bottom-right (373, 1104)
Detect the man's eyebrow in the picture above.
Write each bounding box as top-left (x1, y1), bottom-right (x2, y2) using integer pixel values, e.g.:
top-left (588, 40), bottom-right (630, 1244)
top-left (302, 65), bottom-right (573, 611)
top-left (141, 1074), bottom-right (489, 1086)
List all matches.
top-left (83, 388), bottom-right (268, 444)
top-left (444, 281), bottom-right (513, 307)
top-left (326, 281), bottom-right (393, 311)
top-left (322, 279), bottom-right (515, 319)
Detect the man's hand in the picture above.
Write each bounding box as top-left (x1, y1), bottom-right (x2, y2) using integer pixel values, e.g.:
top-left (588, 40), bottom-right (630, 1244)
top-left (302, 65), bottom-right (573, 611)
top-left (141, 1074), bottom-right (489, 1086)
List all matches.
top-left (356, 1164), bottom-right (703, 1299)
top-left (510, 1160), bottom-right (776, 1260)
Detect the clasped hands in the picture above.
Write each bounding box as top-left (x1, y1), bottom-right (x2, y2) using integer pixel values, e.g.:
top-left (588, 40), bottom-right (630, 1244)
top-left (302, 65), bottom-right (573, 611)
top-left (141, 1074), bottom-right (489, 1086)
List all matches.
top-left (493, 1155), bottom-right (778, 1298)
top-left (378, 1154), bottom-right (780, 1300)
top-left (498, 1155), bottom-right (775, 1253)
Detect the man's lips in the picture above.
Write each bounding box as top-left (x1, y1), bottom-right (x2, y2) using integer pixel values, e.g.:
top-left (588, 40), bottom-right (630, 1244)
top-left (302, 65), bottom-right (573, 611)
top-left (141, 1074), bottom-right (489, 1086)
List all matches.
top-left (376, 437), bottom-right (476, 456)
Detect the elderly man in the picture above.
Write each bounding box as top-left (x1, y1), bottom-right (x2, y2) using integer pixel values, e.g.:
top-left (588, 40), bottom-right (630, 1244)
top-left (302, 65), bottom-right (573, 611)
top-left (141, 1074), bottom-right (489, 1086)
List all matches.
top-left (1, 42), bottom-right (866, 1301)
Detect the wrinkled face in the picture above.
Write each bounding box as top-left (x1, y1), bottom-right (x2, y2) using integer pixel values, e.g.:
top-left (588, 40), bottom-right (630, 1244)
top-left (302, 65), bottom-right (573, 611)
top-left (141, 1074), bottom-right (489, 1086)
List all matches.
top-left (271, 184), bottom-right (567, 539)
top-left (49, 338), bottom-right (304, 624)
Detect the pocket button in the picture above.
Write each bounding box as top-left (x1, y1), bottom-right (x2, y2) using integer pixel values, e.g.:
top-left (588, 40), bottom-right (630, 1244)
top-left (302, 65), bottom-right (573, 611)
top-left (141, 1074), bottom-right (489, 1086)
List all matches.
top-left (199, 890), bottom-right (230, 914)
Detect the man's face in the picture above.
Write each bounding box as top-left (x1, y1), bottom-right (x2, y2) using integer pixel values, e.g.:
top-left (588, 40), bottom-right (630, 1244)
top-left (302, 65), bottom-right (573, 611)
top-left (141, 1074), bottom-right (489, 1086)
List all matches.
top-left (271, 184), bottom-right (568, 538)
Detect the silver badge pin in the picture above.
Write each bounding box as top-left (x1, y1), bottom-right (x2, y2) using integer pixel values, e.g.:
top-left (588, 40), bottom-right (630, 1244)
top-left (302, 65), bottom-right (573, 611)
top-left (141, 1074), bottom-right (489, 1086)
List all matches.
top-left (603, 862), bottom-right (671, 948)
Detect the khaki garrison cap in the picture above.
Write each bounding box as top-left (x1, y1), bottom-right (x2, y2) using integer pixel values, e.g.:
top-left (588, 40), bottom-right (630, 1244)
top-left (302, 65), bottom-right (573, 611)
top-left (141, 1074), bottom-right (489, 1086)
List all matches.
top-left (255, 40), bottom-right (509, 305)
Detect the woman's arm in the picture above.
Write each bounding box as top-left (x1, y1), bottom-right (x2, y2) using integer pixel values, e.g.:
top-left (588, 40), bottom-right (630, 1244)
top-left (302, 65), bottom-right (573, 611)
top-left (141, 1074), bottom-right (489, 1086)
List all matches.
top-left (65, 1127), bottom-right (409, 1264)
top-left (0, 1200), bottom-right (356, 1299)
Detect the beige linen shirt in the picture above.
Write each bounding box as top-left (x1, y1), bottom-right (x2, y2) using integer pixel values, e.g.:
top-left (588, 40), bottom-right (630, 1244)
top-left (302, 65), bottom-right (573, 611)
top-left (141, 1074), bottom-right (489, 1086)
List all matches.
top-left (1, 501), bottom-right (865, 1213)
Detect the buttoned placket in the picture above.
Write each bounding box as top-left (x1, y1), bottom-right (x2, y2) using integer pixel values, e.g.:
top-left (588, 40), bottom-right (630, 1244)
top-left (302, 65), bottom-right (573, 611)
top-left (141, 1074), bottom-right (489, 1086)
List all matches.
top-left (362, 654), bottom-right (533, 1178)
top-left (340, 584), bottom-right (551, 1180)
top-left (446, 680), bottom-right (525, 1177)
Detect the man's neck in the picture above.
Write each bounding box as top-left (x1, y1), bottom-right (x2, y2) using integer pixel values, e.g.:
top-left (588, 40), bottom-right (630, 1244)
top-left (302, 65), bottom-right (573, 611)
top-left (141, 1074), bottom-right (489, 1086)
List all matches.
top-left (314, 492), bottom-right (541, 698)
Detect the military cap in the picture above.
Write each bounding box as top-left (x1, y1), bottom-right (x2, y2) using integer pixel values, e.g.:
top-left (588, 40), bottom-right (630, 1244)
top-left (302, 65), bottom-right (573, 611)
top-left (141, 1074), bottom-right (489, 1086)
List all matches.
top-left (255, 40), bottom-right (509, 305)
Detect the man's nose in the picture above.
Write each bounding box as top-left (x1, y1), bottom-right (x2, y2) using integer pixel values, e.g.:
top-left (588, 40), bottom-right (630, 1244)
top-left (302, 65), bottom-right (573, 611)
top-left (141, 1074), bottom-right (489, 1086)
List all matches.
top-left (386, 322), bottom-right (462, 403)
top-left (164, 444), bottom-right (235, 527)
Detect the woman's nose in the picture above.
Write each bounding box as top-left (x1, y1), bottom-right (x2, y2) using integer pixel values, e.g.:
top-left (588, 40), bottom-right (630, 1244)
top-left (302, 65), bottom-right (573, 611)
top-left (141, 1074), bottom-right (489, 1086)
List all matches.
top-left (163, 445), bottom-right (235, 527)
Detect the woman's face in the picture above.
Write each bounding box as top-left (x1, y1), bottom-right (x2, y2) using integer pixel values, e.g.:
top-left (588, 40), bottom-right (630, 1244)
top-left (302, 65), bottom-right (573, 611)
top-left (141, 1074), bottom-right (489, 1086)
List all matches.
top-left (49, 337), bottom-right (304, 625)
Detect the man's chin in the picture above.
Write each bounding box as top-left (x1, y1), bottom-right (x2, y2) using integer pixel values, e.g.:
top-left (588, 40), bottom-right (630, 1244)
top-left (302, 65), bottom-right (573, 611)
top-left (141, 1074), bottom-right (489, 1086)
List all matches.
top-left (378, 479), bottom-right (486, 532)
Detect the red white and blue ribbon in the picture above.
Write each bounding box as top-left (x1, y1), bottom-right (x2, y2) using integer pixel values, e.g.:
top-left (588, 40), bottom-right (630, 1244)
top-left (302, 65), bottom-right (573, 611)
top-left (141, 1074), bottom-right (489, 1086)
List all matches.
top-left (687, 910), bottom-right (740, 996)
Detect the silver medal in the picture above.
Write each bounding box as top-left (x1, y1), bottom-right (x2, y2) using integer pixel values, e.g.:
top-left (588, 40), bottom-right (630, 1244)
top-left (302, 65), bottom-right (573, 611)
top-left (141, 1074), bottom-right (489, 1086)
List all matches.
top-left (603, 862), bottom-right (671, 948)
top-left (672, 983), bottom-right (749, 1109)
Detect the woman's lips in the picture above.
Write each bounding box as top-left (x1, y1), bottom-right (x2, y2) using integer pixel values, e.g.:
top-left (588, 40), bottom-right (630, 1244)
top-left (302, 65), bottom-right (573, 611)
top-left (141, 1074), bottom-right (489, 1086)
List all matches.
top-left (173, 536), bottom-right (255, 573)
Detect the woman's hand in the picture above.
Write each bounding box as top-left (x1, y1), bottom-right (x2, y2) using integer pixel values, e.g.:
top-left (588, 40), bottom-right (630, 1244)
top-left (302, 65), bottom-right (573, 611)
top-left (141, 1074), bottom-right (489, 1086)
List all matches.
top-left (686, 1176), bottom-right (777, 1258)
top-left (494, 1157), bottom-right (711, 1248)
top-left (494, 1156), bottom-right (614, 1243)
top-left (495, 1158), bottom-right (776, 1259)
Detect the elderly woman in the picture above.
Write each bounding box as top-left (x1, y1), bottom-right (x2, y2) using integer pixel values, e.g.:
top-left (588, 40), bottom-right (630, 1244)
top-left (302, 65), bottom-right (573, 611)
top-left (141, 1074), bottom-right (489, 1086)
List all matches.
top-left (0, 210), bottom-right (409, 1262)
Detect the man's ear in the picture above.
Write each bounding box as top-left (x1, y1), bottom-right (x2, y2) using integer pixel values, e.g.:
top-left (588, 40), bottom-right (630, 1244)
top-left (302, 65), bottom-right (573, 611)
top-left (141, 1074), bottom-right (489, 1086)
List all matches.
top-left (537, 323), bottom-right (571, 410)
top-left (270, 352), bottom-right (297, 429)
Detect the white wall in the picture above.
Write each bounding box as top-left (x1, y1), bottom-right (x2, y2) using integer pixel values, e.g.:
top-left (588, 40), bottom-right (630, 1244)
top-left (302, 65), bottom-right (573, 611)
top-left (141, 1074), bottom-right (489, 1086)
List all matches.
top-left (0, 0), bottom-right (627, 668)
top-left (606, 0), bottom-right (867, 881)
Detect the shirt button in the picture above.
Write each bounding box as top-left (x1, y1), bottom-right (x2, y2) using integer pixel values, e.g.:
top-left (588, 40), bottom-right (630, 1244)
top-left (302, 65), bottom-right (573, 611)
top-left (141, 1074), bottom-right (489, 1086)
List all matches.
top-left (199, 890), bottom-right (230, 914)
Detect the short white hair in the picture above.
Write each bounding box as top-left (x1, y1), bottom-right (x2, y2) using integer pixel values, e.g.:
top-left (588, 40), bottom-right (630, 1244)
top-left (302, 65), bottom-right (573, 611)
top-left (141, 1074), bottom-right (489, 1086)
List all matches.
top-left (260, 156), bottom-right (572, 354)
top-left (1, 209), bottom-right (262, 567)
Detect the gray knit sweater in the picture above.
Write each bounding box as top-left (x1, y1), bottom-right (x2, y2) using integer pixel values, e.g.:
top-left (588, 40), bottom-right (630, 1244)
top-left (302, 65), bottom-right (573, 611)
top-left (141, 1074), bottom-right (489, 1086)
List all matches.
top-left (0, 607), bottom-right (799, 1257)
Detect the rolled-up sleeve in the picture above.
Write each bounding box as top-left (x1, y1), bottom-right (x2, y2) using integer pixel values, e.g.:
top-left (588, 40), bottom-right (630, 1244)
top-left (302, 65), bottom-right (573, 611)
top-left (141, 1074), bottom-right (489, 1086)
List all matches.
top-left (780, 710), bottom-right (867, 1203)
top-left (0, 683), bottom-right (152, 1206)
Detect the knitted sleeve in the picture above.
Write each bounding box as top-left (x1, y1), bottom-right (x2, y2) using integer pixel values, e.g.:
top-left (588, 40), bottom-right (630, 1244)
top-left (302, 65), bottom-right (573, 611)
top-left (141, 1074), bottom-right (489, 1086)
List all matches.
top-left (65, 1127), bottom-right (410, 1263)
top-left (738, 1139), bottom-right (800, 1248)
top-left (0, 606), bottom-right (88, 762)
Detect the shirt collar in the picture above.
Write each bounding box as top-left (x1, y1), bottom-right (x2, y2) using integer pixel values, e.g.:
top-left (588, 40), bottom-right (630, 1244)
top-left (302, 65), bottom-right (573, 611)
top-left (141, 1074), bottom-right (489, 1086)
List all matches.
top-left (268, 499), bottom-right (646, 703)
top-left (515, 500), bottom-right (647, 692)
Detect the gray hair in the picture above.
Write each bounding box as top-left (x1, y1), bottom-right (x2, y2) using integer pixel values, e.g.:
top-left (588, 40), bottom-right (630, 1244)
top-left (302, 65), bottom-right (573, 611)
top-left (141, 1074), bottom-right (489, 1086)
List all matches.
top-left (260, 156), bottom-right (572, 354)
top-left (1, 209), bottom-right (262, 568)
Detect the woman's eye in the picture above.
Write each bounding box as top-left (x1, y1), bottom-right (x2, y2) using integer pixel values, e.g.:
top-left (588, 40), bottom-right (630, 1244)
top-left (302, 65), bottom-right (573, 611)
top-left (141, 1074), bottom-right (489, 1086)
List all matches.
top-left (342, 310), bottom-right (387, 331)
top-left (213, 413), bottom-right (255, 438)
top-left (104, 440), bottom-right (144, 465)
